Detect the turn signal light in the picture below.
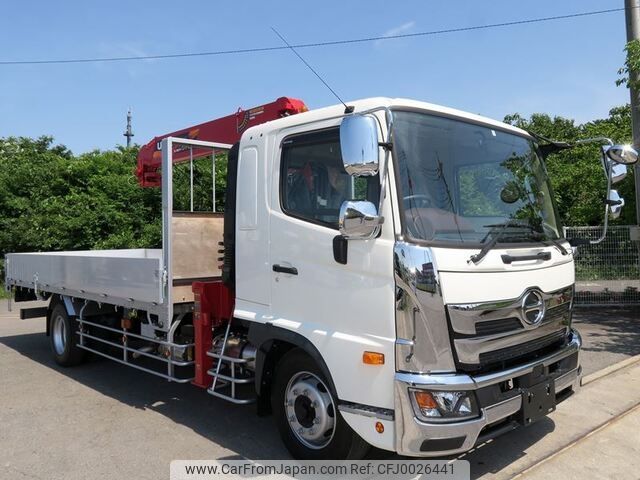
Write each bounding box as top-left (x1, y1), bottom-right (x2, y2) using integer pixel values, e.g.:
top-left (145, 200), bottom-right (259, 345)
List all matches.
top-left (413, 391), bottom-right (439, 410)
top-left (363, 351), bottom-right (385, 365)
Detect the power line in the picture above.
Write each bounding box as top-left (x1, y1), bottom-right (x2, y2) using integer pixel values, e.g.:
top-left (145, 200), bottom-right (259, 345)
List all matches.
top-left (0, 7), bottom-right (629, 66)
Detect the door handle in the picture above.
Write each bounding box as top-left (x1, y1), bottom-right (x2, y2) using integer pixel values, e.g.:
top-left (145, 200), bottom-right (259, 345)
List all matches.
top-left (272, 264), bottom-right (298, 275)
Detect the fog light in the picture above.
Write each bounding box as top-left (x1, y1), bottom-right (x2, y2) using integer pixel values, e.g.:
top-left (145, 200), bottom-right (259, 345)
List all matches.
top-left (409, 389), bottom-right (478, 422)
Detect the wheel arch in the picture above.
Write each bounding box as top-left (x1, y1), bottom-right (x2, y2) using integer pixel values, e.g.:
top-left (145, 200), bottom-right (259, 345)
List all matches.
top-left (248, 323), bottom-right (338, 416)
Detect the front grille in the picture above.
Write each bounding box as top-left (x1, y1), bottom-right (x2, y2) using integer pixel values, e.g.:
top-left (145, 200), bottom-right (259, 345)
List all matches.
top-left (475, 317), bottom-right (523, 336)
top-left (545, 302), bottom-right (571, 322)
top-left (448, 286), bottom-right (573, 375)
top-left (477, 330), bottom-right (567, 366)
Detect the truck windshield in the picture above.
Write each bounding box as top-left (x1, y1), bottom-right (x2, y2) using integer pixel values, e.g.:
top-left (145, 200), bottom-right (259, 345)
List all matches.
top-left (393, 111), bottom-right (561, 245)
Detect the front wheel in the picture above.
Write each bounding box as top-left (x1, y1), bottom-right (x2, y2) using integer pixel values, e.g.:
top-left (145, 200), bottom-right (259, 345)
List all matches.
top-left (271, 349), bottom-right (370, 460)
top-left (49, 302), bottom-right (86, 367)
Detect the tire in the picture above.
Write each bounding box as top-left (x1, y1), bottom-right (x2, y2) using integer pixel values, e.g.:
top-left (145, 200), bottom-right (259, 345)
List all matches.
top-left (271, 348), bottom-right (370, 460)
top-left (49, 302), bottom-right (86, 367)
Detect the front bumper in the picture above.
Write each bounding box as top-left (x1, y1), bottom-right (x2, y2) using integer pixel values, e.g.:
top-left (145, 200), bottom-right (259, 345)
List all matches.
top-left (394, 329), bottom-right (582, 457)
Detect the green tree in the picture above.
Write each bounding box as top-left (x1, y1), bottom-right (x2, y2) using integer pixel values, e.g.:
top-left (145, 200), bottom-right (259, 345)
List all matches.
top-left (0, 137), bottom-right (162, 255)
top-left (616, 39), bottom-right (640, 90)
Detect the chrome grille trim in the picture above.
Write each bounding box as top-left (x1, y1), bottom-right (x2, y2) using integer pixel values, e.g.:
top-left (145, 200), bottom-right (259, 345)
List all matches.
top-left (448, 286), bottom-right (573, 336)
top-left (476, 329), bottom-right (567, 366)
top-left (447, 286), bottom-right (573, 368)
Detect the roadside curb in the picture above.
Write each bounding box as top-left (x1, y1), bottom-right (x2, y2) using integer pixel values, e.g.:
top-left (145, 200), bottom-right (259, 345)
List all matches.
top-left (512, 402), bottom-right (640, 479)
top-left (510, 356), bottom-right (640, 479)
top-left (582, 353), bottom-right (640, 385)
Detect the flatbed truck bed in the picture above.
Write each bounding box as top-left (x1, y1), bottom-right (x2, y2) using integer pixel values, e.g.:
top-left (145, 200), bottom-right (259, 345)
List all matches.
top-left (6, 249), bottom-right (164, 314)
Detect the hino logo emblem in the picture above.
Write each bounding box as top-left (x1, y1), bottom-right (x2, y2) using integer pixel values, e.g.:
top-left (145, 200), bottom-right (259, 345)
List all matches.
top-left (522, 290), bottom-right (545, 325)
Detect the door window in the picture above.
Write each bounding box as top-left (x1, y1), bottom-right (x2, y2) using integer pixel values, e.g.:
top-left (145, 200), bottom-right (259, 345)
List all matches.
top-left (280, 128), bottom-right (378, 229)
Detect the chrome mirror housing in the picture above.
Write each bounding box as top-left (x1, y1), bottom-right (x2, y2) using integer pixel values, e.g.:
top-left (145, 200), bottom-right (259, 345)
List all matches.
top-left (339, 200), bottom-right (382, 239)
top-left (340, 115), bottom-right (380, 176)
top-left (610, 162), bottom-right (628, 184)
top-left (606, 144), bottom-right (638, 165)
top-left (602, 146), bottom-right (629, 184)
top-left (608, 190), bottom-right (624, 220)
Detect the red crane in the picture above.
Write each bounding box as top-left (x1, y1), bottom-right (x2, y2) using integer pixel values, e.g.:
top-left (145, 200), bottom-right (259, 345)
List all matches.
top-left (136, 96), bottom-right (308, 187)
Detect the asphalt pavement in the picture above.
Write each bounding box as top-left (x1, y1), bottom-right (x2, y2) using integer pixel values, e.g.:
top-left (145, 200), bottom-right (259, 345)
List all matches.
top-left (0, 300), bottom-right (638, 480)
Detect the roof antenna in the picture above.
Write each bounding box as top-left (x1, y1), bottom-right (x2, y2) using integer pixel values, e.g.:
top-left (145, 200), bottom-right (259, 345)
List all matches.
top-left (271, 27), bottom-right (354, 114)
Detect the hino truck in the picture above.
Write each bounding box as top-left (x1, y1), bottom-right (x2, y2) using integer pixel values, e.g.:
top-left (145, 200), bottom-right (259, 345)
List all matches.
top-left (5, 97), bottom-right (638, 460)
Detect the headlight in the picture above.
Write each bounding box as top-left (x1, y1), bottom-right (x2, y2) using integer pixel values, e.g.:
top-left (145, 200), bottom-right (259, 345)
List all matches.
top-left (409, 388), bottom-right (479, 423)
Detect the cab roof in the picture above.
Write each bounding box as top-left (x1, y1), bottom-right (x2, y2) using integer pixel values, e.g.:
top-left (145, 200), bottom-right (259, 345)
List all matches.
top-left (242, 97), bottom-right (532, 140)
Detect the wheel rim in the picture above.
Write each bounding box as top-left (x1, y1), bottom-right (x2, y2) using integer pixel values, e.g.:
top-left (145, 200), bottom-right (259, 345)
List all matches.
top-left (285, 371), bottom-right (336, 450)
top-left (52, 314), bottom-right (67, 355)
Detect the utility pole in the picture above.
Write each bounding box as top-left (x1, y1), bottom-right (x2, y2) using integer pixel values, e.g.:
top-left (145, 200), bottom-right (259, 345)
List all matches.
top-left (625, 0), bottom-right (640, 226)
top-left (123, 108), bottom-right (134, 148)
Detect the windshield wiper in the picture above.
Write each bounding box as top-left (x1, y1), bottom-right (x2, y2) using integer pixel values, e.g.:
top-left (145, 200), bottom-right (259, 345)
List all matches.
top-left (529, 232), bottom-right (569, 256)
top-left (547, 237), bottom-right (568, 255)
top-left (469, 221), bottom-right (568, 264)
top-left (468, 220), bottom-right (539, 265)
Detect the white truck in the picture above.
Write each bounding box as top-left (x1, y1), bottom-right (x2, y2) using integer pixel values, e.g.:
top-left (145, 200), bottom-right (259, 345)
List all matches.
top-left (5, 97), bottom-right (638, 459)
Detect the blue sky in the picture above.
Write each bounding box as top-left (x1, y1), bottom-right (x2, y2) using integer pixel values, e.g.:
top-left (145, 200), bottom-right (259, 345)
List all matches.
top-left (0, 0), bottom-right (631, 153)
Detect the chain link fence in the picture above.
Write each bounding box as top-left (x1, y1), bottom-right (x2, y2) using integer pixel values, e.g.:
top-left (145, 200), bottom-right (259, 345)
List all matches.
top-left (564, 225), bottom-right (640, 306)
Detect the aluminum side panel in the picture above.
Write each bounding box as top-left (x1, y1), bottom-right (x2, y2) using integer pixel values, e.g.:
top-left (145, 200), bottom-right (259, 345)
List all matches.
top-left (6, 249), bottom-right (163, 304)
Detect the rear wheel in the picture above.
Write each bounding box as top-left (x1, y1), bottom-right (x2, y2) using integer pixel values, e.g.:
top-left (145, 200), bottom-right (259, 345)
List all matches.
top-left (271, 349), bottom-right (370, 459)
top-left (49, 302), bottom-right (85, 367)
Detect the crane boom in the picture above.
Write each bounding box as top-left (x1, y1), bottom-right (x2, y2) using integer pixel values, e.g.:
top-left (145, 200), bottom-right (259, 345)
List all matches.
top-left (136, 96), bottom-right (308, 187)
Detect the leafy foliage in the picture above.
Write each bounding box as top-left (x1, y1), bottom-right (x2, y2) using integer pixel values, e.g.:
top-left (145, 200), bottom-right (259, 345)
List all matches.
top-left (171, 154), bottom-right (228, 213)
top-left (0, 137), bottom-right (162, 256)
top-left (617, 39), bottom-right (640, 90)
top-left (503, 105), bottom-right (637, 226)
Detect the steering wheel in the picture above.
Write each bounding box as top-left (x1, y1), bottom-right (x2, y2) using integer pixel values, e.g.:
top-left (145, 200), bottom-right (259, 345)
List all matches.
top-left (403, 194), bottom-right (433, 209)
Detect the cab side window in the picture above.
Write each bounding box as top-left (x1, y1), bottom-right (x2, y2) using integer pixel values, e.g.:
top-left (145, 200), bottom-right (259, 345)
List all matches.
top-left (281, 128), bottom-right (379, 229)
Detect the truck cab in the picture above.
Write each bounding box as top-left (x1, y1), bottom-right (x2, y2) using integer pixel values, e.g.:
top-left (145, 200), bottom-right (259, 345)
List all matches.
top-left (233, 97), bottom-right (581, 457)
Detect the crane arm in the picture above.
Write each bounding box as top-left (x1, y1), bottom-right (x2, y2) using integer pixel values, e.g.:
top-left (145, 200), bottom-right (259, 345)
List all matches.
top-left (136, 96), bottom-right (308, 187)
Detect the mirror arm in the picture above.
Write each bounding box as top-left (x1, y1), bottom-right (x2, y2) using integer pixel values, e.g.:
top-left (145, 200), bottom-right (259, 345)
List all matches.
top-left (574, 137), bottom-right (614, 147)
top-left (590, 160), bottom-right (613, 245)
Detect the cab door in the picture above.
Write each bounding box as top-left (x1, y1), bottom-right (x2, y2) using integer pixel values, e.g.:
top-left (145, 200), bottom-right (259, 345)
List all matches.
top-left (268, 124), bottom-right (397, 409)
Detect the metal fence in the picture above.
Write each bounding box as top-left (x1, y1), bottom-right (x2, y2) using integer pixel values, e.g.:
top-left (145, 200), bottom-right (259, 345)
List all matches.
top-left (563, 225), bottom-right (640, 306)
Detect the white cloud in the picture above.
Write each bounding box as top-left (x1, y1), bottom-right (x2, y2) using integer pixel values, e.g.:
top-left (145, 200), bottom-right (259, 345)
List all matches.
top-left (375, 21), bottom-right (416, 47)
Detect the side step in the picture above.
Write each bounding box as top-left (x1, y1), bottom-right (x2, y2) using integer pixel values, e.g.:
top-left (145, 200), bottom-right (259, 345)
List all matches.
top-left (206, 350), bottom-right (256, 404)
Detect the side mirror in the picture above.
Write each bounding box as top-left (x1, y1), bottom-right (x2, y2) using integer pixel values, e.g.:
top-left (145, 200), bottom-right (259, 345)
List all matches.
top-left (606, 144), bottom-right (639, 165)
top-left (339, 200), bottom-right (382, 239)
top-left (340, 115), bottom-right (379, 176)
top-left (601, 146), bottom-right (628, 184)
top-left (608, 190), bottom-right (624, 220)
top-left (572, 138), bottom-right (633, 244)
